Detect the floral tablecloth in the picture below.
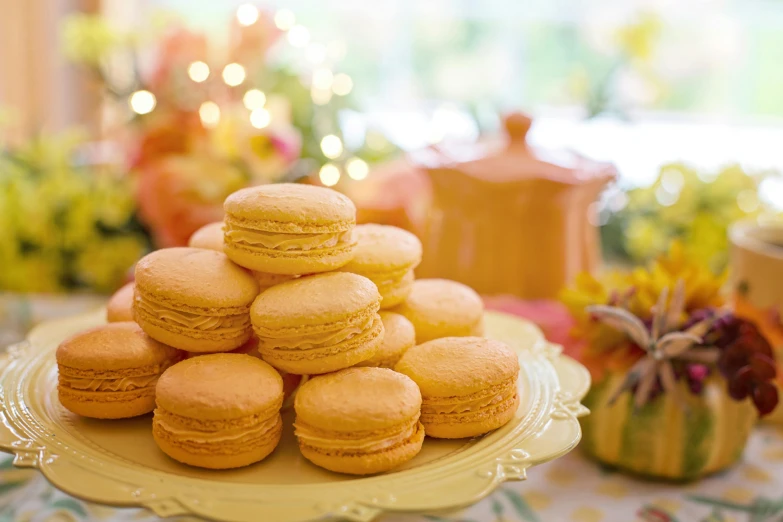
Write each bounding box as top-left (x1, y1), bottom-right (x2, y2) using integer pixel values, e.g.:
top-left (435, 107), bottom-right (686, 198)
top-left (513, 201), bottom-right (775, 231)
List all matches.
top-left (2, 427), bottom-right (783, 522)
top-left (3, 298), bottom-right (783, 522)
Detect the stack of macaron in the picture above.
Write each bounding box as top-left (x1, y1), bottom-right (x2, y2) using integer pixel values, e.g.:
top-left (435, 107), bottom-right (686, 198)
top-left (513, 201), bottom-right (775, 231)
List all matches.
top-left (57, 183), bottom-right (521, 475)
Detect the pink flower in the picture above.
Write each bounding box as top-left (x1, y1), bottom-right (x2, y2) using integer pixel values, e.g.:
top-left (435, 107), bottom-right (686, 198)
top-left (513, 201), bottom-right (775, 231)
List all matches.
top-left (483, 296), bottom-right (583, 357)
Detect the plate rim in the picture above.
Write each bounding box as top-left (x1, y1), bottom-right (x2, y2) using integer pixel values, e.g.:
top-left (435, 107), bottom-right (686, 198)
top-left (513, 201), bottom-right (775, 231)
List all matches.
top-left (0, 310), bottom-right (590, 522)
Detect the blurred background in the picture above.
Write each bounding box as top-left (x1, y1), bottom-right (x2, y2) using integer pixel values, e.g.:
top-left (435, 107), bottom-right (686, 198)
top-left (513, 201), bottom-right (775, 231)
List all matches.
top-left (2, 0), bottom-right (782, 342)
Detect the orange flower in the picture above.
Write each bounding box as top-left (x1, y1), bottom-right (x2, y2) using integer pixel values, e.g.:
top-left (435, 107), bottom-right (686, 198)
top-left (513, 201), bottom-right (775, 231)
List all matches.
top-left (135, 155), bottom-right (246, 247)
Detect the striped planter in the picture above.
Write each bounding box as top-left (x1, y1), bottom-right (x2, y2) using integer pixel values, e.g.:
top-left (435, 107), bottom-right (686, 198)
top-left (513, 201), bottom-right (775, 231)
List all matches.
top-left (580, 374), bottom-right (757, 480)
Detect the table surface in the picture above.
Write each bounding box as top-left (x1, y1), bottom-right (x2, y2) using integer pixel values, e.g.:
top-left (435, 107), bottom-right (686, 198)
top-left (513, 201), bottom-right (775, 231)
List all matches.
top-left (2, 426), bottom-right (783, 522)
top-left (3, 298), bottom-right (783, 522)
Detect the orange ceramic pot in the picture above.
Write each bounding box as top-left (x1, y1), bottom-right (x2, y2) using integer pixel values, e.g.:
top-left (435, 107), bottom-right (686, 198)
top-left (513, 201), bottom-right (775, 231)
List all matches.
top-left (412, 113), bottom-right (616, 299)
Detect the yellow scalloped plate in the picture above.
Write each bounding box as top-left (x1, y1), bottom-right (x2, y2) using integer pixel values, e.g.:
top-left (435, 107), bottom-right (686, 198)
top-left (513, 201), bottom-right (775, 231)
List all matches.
top-left (0, 310), bottom-right (590, 522)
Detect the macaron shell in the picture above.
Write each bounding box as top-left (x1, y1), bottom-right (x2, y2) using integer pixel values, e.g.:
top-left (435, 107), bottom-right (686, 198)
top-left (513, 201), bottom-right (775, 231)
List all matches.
top-left (298, 421), bottom-right (424, 475)
top-left (106, 282), bottom-right (135, 323)
top-left (356, 312), bottom-right (415, 369)
top-left (153, 414), bottom-right (283, 469)
top-left (394, 337), bottom-right (520, 398)
top-left (260, 315), bottom-right (383, 375)
top-left (188, 222), bottom-right (224, 252)
top-left (134, 248), bottom-right (259, 310)
top-left (155, 354), bottom-right (283, 421)
top-left (252, 273), bottom-right (380, 331)
top-left (394, 279), bottom-right (484, 343)
top-left (223, 184), bottom-right (356, 234)
top-left (58, 388), bottom-right (157, 420)
top-left (339, 224), bottom-right (422, 274)
top-left (56, 322), bottom-right (181, 371)
top-left (133, 317), bottom-right (253, 353)
top-left (377, 269), bottom-right (415, 310)
top-left (422, 393), bottom-right (519, 439)
top-left (294, 367), bottom-right (421, 433)
top-left (224, 240), bottom-right (355, 275)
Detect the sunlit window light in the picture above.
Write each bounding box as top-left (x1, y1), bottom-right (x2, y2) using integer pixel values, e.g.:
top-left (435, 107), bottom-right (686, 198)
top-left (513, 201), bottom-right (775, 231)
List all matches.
top-left (346, 158), bottom-right (369, 181)
top-left (129, 90), bottom-right (156, 115)
top-left (199, 101), bottom-right (220, 128)
top-left (287, 25), bottom-right (310, 47)
top-left (187, 61), bottom-right (210, 83)
top-left (320, 135), bottom-right (343, 159)
top-left (311, 87), bottom-right (332, 106)
top-left (332, 73), bottom-right (353, 96)
top-left (312, 68), bottom-right (334, 90)
top-left (250, 108), bottom-right (271, 129)
top-left (222, 63), bottom-right (246, 87)
top-left (274, 9), bottom-right (296, 31)
top-left (243, 89), bottom-right (266, 110)
top-left (319, 164), bottom-right (340, 186)
top-left (236, 4), bottom-right (260, 26)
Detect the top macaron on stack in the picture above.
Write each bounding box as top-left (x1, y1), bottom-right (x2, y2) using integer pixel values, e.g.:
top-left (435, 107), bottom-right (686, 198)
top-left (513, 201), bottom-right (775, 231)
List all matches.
top-left (59, 183), bottom-right (521, 475)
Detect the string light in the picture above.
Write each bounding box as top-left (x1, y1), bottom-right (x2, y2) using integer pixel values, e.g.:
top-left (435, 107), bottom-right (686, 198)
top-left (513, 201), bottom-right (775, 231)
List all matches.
top-left (287, 25), bottom-right (310, 47)
top-left (319, 164), bottom-right (340, 186)
top-left (129, 90), bottom-right (156, 114)
top-left (320, 135), bottom-right (343, 159)
top-left (274, 9), bottom-right (296, 31)
top-left (236, 4), bottom-right (260, 26)
top-left (222, 63), bottom-right (246, 87)
top-left (199, 101), bottom-right (220, 128)
top-left (312, 68), bottom-right (333, 90)
top-left (250, 108), bottom-right (271, 129)
top-left (243, 89), bottom-right (267, 110)
top-left (332, 73), bottom-right (353, 96)
top-left (187, 61), bottom-right (210, 83)
top-left (306, 43), bottom-right (327, 64)
top-left (311, 87), bottom-right (332, 105)
top-left (346, 158), bottom-right (369, 181)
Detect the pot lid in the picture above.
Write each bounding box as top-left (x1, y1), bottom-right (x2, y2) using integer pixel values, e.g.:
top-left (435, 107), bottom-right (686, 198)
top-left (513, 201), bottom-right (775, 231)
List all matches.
top-left (411, 112), bottom-right (617, 186)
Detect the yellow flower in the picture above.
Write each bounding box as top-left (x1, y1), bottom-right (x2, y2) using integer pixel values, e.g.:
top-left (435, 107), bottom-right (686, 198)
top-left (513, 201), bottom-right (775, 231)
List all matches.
top-left (625, 216), bottom-right (669, 261)
top-left (75, 236), bottom-right (147, 292)
top-left (62, 14), bottom-right (119, 66)
top-left (629, 241), bottom-right (726, 318)
top-left (560, 272), bottom-right (629, 351)
top-left (615, 12), bottom-right (662, 62)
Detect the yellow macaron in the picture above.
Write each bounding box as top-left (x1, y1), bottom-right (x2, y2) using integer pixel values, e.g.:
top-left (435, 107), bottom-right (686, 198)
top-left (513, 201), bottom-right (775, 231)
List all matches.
top-left (394, 278), bottom-right (484, 343)
top-left (133, 247), bottom-right (259, 353)
top-left (223, 183), bottom-right (356, 274)
top-left (106, 282), bottom-right (135, 323)
top-left (187, 222), bottom-right (224, 251)
top-left (56, 322), bottom-right (183, 419)
top-left (251, 272), bottom-right (383, 375)
top-left (294, 367), bottom-right (424, 475)
top-left (338, 224), bottom-right (422, 309)
top-left (356, 312), bottom-right (415, 369)
top-left (153, 354), bottom-right (284, 469)
top-left (395, 337), bottom-right (520, 439)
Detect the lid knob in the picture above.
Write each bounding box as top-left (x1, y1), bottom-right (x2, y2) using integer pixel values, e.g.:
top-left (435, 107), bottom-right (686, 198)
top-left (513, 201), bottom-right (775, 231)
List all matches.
top-left (504, 112), bottom-right (532, 146)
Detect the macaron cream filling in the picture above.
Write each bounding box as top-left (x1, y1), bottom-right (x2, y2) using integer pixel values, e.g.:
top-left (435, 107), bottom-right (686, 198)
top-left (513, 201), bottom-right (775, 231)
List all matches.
top-left (421, 378), bottom-right (518, 415)
top-left (294, 416), bottom-right (422, 454)
top-left (155, 411), bottom-right (281, 444)
top-left (135, 293), bottom-right (250, 334)
top-left (58, 359), bottom-right (179, 394)
top-left (257, 315), bottom-right (375, 351)
top-left (224, 223), bottom-right (353, 253)
top-left (60, 374), bottom-right (161, 393)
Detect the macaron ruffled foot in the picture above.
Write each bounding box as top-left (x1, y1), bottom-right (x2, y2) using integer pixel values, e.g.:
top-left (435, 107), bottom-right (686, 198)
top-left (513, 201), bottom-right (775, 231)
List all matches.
top-left (56, 322), bottom-right (183, 419)
top-left (294, 367), bottom-right (424, 475)
top-left (395, 337), bottom-right (520, 439)
top-left (133, 248), bottom-right (259, 353)
top-left (251, 272), bottom-right (383, 374)
top-left (152, 354), bottom-right (284, 469)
